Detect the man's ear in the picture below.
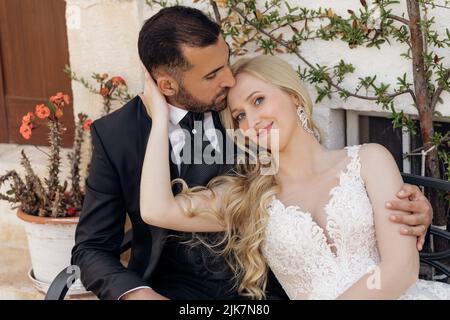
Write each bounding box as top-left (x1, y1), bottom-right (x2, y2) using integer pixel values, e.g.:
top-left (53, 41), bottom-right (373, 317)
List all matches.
top-left (155, 74), bottom-right (178, 97)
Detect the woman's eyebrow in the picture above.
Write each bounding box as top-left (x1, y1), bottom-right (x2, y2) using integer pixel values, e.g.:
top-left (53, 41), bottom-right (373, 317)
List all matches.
top-left (229, 91), bottom-right (262, 113)
top-left (245, 91), bottom-right (261, 102)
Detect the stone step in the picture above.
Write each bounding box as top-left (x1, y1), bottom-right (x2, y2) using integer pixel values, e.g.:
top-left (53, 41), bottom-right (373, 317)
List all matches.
top-left (0, 243), bottom-right (97, 300)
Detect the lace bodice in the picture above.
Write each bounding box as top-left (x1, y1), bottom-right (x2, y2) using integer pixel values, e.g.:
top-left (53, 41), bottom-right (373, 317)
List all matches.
top-left (262, 145), bottom-right (450, 300)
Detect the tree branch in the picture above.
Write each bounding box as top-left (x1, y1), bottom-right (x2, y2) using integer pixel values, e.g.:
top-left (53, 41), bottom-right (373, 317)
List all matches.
top-left (430, 68), bottom-right (450, 111)
top-left (422, 0), bottom-right (450, 10)
top-left (230, 4), bottom-right (414, 102)
top-left (407, 0), bottom-right (431, 113)
top-left (210, 0), bottom-right (222, 24)
top-left (388, 14), bottom-right (410, 25)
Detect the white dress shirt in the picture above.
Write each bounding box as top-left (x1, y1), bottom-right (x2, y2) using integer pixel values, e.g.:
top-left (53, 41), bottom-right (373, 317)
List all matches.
top-left (168, 104), bottom-right (220, 173)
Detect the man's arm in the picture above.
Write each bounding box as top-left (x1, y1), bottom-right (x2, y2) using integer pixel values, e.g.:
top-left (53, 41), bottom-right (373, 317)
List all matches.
top-left (71, 123), bottom-right (160, 300)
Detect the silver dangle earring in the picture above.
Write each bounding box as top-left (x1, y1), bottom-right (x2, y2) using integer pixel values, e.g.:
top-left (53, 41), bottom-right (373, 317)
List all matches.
top-left (296, 107), bottom-right (314, 135)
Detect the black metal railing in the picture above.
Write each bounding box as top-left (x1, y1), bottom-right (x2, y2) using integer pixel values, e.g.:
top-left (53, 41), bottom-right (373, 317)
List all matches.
top-left (401, 173), bottom-right (450, 279)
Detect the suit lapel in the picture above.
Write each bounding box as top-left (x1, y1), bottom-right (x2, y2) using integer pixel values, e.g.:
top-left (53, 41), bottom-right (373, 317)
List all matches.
top-left (136, 96), bottom-right (170, 278)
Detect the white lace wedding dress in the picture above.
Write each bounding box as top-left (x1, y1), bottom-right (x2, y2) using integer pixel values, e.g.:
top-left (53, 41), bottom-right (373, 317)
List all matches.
top-left (262, 145), bottom-right (450, 300)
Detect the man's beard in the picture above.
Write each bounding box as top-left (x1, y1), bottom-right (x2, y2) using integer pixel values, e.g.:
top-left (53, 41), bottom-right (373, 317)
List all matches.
top-left (175, 82), bottom-right (228, 113)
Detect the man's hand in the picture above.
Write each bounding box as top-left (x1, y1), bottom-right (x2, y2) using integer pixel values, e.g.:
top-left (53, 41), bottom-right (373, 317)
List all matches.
top-left (386, 183), bottom-right (433, 251)
top-left (120, 288), bottom-right (169, 300)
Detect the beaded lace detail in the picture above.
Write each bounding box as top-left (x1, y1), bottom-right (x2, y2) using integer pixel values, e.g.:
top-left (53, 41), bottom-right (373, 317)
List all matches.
top-left (262, 145), bottom-right (450, 300)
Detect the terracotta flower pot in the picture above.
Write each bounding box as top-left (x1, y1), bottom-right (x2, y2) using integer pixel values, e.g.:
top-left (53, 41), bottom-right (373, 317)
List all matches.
top-left (16, 209), bottom-right (87, 294)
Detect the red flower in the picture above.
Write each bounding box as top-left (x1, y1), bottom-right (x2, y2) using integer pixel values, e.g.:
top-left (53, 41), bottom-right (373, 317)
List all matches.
top-left (35, 104), bottom-right (51, 119)
top-left (50, 92), bottom-right (63, 104)
top-left (50, 92), bottom-right (70, 107)
top-left (100, 87), bottom-right (110, 97)
top-left (111, 76), bottom-right (126, 87)
top-left (63, 94), bottom-right (70, 105)
top-left (19, 123), bottom-right (32, 140)
top-left (54, 108), bottom-right (64, 119)
top-left (83, 119), bottom-right (92, 131)
top-left (66, 207), bottom-right (77, 216)
top-left (22, 112), bottom-right (35, 124)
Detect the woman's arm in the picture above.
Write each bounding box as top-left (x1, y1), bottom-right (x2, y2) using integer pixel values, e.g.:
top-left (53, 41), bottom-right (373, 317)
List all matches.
top-left (138, 69), bottom-right (224, 233)
top-left (337, 143), bottom-right (419, 299)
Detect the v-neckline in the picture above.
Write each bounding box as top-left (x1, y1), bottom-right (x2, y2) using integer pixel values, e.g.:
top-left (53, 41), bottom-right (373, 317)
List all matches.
top-left (272, 146), bottom-right (358, 258)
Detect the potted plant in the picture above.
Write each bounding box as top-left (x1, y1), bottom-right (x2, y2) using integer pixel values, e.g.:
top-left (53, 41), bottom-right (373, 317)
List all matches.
top-left (0, 92), bottom-right (92, 293)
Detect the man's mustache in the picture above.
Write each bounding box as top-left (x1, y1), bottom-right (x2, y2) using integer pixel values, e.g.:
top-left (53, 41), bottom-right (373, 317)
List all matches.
top-left (214, 89), bottom-right (229, 100)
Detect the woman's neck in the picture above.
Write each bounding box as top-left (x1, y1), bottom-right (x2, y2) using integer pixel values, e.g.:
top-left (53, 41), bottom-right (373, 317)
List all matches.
top-left (276, 127), bottom-right (328, 184)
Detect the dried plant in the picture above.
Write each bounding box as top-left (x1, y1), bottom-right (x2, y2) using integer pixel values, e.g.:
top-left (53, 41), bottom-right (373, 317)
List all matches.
top-left (0, 93), bottom-right (92, 217)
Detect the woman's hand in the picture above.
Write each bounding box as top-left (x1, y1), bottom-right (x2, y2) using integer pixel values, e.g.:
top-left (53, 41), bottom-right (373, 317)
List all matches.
top-left (138, 68), bottom-right (169, 122)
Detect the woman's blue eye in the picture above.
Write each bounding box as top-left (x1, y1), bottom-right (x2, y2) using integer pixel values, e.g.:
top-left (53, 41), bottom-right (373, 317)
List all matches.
top-left (255, 97), bottom-right (264, 105)
top-left (236, 113), bottom-right (245, 122)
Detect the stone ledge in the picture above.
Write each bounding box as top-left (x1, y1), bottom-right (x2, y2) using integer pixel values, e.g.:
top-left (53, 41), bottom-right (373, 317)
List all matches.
top-left (0, 244), bottom-right (97, 300)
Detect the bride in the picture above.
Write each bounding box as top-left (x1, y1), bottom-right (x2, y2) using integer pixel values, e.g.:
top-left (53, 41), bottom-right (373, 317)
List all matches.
top-left (139, 55), bottom-right (450, 300)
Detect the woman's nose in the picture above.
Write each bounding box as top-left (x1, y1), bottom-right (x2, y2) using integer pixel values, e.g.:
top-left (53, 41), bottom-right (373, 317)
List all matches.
top-left (246, 112), bottom-right (261, 131)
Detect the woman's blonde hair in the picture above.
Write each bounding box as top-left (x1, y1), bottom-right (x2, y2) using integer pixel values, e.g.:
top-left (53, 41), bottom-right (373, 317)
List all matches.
top-left (220, 55), bottom-right (321, 142)
top-left (177, 55), bottom-right (318, 299)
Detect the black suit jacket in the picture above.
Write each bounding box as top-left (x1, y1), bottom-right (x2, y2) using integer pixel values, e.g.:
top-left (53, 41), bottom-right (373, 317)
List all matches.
top-left (71, 96), bottom-right (287, 300)
top-left (72, 96), bottom-right (171, 299)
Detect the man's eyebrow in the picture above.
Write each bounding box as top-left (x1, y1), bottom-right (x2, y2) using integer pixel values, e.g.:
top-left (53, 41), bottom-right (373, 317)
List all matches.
top-left (204, 65), bottom-right (225, 78)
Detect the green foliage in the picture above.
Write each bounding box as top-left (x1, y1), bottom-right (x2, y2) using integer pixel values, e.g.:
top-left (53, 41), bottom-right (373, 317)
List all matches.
top-left (146, 0), bottom-right (450, 182)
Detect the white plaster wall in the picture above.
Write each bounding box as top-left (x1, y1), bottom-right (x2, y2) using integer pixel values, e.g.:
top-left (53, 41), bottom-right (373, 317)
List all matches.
top-left (65, 0), bottom-right (145, 181)
top-left (65, 0), bottom-right (450, 155)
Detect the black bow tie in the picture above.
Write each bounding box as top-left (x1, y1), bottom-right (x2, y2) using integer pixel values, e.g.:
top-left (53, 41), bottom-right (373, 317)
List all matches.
top-left (178, 112), bottom-right (204, 133)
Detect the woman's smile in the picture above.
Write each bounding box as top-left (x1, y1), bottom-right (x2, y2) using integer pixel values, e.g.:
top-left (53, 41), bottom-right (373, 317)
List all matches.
top-left (258, 122), bottom-right (274, 137)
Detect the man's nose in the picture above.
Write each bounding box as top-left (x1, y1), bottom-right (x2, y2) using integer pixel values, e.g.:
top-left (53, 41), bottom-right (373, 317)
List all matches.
top-left (220, 66), bottom-right (236, 88)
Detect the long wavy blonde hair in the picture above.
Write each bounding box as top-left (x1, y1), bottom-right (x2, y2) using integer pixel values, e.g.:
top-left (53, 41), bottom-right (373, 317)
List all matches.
top-left (177, 55), bottom-right (319, 299)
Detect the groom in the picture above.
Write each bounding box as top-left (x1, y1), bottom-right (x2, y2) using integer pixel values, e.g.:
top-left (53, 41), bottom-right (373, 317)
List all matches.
top-left (72, 6), bottom-right (433, 300)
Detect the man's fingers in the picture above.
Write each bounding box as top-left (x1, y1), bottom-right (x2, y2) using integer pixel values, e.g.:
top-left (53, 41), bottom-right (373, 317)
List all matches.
top-left (386, 200), bottom-right (429, 214)
top-left (389, 212), bottom-right (429, 226)
top-left (397, 183), bottom-right (421, 199)
top-left (417, 235), bottom-right (426, 251)
top-left (399, 225), bottom-right (427, 237)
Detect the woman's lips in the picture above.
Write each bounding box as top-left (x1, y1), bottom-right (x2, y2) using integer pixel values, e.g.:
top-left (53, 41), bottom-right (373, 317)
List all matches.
top-left (258, 122), bottom-right (274, 137)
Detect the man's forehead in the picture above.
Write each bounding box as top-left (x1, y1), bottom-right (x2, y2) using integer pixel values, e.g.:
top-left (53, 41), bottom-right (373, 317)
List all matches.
top-left (182, 37), bottom-right (229, 69)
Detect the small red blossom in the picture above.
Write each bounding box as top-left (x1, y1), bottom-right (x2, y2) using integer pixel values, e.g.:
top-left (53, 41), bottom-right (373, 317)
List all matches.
top-left (63, 94), bottom-right (70, 105)
top-left (22, 112), bottom-right (35, 124)
top-left (50, 92), bottom-right (70, 108)
top-left (35, 104), bottom-right (51, 119)
top-left (66, 207), bottom-right (77, 216)
top-left (83, 119), bottom-right (92, 131)
top-left (111, 76), bottom-right (126, 87)
top-left (54, 108), bottom-right (64, 119)
top-left (19, 123), bottom-right (32, 140)
top-left (100, 87), bottom-right (110, 97)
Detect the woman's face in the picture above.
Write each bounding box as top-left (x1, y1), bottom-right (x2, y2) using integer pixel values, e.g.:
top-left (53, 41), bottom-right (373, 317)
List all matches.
top-left (227, 72), bottom-right (300, 151)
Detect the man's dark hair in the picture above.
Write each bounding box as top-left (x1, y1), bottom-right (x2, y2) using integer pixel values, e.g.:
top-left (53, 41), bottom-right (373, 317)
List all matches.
top-left (138, 6), bottom-right (221, 76)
